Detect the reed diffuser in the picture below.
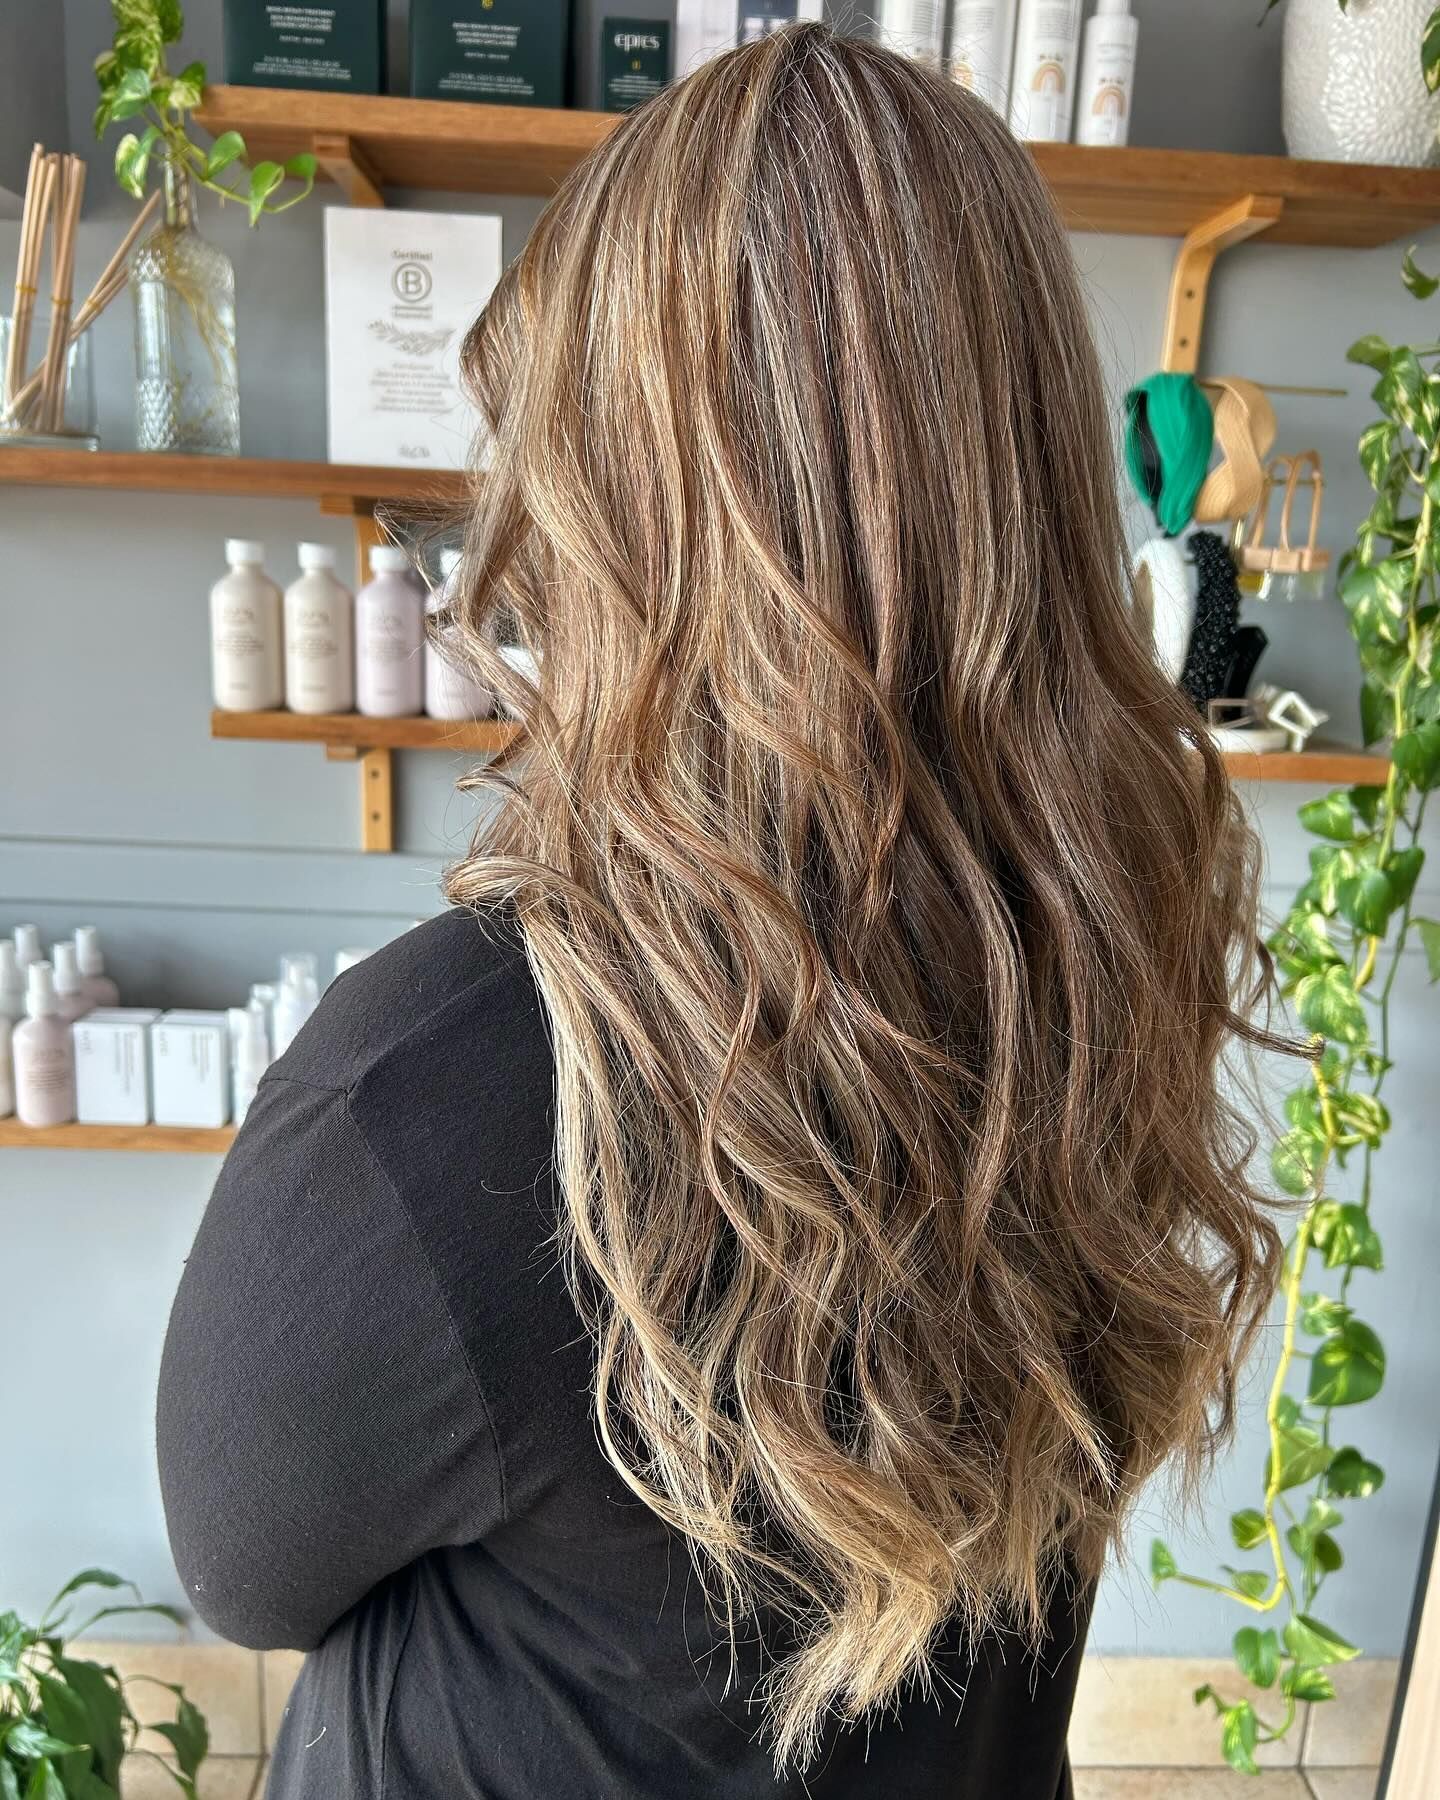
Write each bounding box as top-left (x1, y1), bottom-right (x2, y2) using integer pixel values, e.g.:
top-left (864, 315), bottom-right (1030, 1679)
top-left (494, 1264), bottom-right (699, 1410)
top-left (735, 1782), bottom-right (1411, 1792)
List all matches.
top-left (2, 145), bottom-right (160, 449)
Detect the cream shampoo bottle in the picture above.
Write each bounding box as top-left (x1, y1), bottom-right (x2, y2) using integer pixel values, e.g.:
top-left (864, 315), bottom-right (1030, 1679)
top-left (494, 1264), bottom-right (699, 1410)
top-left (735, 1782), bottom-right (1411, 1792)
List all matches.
top-left (51, 942), bottom-right (93, 1024)
top-left (948, 1), bottom-right (1017, 112)
top-left (0, 1014), bottom-right (13, 1118)
top-left (1075, 0), bottom-right (1138, 147)
top-left (425, 549), bottom-right (493, 721)
top-left (211, 539), bottom-right (284, 711)
top-left (284, 543), bottom-right (354, 714)
top-left (877, 0), bottom-right (945, 63)
top-left (356, 544), bottom-right (425, 718)
top-left (13, 924), bottom-right (42, 974)
top-left (13, 961), bottom-right (78, 1126)
top-left (74, 925), bottom-right (121, 1008)
top-left (1009, 0), bottom-right (1081, 142)
top-left (0, 941), bottom-right (25, 1024)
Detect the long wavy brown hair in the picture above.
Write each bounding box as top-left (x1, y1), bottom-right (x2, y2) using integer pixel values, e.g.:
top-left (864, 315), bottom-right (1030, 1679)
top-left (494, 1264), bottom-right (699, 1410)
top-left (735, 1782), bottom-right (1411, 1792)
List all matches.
top-left (445, 21), bottom-right (1283, 1770)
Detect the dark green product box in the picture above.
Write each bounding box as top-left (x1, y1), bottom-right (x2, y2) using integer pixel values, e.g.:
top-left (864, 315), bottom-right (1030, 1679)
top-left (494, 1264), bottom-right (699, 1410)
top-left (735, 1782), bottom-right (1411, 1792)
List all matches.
top-left (410, 0), bottom-right (573, 108)
top-left (222, 1), bottom-right (385, 93)
top-left (601, 17), bottom-right (671, 113)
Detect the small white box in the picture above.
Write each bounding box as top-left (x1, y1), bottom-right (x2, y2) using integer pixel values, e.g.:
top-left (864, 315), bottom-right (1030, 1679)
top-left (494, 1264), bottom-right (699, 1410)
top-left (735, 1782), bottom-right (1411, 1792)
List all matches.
top-left (151, 1011), bottom-right (231, 1129)
top-left (74, 1008), bottom-right (161, 1126)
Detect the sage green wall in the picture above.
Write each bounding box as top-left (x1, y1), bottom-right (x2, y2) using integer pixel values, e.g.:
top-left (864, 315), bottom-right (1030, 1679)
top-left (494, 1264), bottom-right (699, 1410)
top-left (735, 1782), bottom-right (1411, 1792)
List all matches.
top-left (2, 0), bottom-right (1437, 1668)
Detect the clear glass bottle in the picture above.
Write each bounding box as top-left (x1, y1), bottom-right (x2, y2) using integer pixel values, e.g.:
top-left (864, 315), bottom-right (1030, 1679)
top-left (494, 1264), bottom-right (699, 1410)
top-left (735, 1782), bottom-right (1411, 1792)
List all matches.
top-left (130, 159), bottom-right (239, 456)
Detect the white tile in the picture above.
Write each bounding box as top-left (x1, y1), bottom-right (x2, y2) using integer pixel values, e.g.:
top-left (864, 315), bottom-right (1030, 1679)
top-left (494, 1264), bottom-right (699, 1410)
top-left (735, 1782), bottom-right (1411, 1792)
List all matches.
top-left (1071, 1657), bottom-right (1299, 1767)
top-left (1303, 1770), bottom-right (1380, 1800)
top-left (120, 1756), bottom-right (262, 1800)
top-left (1302, 1661), bottom-right (1399, 1767)
top-left (1073, 1772), bottom-right (1311, 1800)
top-left (78, 1640), bottom-right (262, 1757)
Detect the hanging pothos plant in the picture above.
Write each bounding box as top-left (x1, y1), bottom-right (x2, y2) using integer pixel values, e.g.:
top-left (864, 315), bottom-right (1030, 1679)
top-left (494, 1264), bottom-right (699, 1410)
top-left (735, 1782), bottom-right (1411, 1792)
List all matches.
top-left (1150, 242), bottom-right (1440, 1780)
top-left (94, 0), bottom-right (315, 225)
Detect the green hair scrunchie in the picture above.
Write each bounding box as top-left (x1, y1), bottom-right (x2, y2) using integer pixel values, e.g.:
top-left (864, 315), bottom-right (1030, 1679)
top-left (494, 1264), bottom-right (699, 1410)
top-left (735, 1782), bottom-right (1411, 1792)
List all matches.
top-left (1124, 371), bottom-right (1214, 538)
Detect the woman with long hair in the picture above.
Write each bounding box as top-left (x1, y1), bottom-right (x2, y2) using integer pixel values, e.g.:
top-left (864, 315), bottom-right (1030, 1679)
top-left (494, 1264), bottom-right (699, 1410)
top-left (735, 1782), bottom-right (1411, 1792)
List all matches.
top-left (159, 25), bottom-right (1281, 1799)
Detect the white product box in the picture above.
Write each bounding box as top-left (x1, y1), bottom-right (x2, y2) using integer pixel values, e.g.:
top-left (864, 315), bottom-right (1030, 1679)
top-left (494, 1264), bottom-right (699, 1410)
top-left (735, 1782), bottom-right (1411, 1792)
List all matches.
top-left (74, 1008), bottom-right (161, 1126)
top-left (151, 1011), bottom-right (231, 1129)
top-left (675, 0), bottom-right (821, 77)
top-left (323, 205), bottom-right (503, 471)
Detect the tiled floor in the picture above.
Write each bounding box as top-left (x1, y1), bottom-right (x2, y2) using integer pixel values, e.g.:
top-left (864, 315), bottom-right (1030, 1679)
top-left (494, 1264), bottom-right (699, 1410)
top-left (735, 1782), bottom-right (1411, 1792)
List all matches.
top-left (123, 1762), bottom-right (1381, 1799)
top-left (121, 1758), bottom-right (264, 1799)
top-left (1074, 1774), bottom-right (1379, 1800)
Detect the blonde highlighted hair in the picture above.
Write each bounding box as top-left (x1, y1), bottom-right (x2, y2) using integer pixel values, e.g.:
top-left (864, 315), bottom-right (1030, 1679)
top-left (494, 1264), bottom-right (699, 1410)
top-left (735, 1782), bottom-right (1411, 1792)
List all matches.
top-left (446, 23), bottom-right (1283, 1770)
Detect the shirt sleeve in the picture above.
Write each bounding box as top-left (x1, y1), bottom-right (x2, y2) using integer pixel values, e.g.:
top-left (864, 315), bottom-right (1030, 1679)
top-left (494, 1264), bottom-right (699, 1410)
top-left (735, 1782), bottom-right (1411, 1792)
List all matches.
top-left (156, 1073), bottom-right (504, 1651)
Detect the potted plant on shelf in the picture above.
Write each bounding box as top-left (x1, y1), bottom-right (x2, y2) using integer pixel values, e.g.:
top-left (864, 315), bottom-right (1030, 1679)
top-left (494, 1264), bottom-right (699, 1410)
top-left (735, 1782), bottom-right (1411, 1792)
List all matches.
top-left (1, 1569), bottom-right (210, 1798)
top-left (1271, 0), bottom-right (1440, 165)
top-left (93, 0), bottom-right (316, 457)
top-left (1153, 245), bottom-right (1440, 1771)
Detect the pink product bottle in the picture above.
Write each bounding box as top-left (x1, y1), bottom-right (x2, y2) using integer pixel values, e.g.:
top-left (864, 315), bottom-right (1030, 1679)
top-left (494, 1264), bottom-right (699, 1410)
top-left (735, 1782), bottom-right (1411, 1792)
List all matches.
top-left (51, 942), bottom-right (93, 1024)
top-left (424, 548), bottom-right (493, 722)
top-left (74, 925), bottom-right (120, 1008)
top-left (355, 545), bottom-right (425, 718)
top-left (13, 961), bottom-right (78, 1126)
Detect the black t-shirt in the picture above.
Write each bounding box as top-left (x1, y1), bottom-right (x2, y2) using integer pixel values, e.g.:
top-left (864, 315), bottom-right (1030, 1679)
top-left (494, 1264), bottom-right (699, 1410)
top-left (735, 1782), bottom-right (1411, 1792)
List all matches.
top-left (158, 907), bottom-right (1089, 1799)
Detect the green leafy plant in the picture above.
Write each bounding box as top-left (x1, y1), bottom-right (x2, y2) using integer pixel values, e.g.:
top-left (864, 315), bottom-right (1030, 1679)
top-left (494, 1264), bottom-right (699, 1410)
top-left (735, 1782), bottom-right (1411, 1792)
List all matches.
top-left (1, 1571), bottom-right (209, 1799)
top-left (1151, 249), bottom-right (1440, 1772)
top-left (93, 1), bottom-right (315, 226)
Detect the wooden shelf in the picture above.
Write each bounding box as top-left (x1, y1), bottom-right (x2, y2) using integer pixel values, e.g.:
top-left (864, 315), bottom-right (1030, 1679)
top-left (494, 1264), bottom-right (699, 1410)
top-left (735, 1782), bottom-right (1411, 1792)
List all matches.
top-left (1220, 740), bottom-right (1388, 784)
top-left (195, 86), bottom-right (1440, 244)
top-left (211, 708), bottom-right (514, 753)
top-left (213, 712), bottom-right (1385, 787)
top-left (0, 1121), bottom-right (236, 1153)
top-left (197, 87), bottom-right (617, 198)
top-left (0, 448), bottom-right (467, 507)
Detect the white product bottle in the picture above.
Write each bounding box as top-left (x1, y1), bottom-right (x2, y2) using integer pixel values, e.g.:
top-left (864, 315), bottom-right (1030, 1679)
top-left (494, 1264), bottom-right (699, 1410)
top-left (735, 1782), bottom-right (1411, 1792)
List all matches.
top-left (284, 543), bottom-right (354, 715)
top-left (948, 1), bottom-right (1018, 113)
top-left (51, 942), bottom-right (92, 1024)
top-left (13, 924), bottom-right (43, 973)
top-left (0, 941), bottom-right (25, 1024)
top-left (333, 947), bottom-right (375, 979)
top-left (211, 539), bottom-right (284, 712)
top-left (228, 1002), bottom-right (271, 1123)
top-left (877, 0), bottom-right (945, 62)
top-left (1075, 0), bottom-right (1138, 147)
top-left (1009, 0), bottom-right (1082, 142)
top-left (271, 953), bottom-right (319, 1056)
top-left (425, 549), bottom-right (493, 722)
top-left (73, 925), bottom-right (121, 1009)
top-left (356, 544), bottom-right (425, 718)
top-left (13, 961), bottom-right (78, 1126)
top-left (0, 1015), bottom-right (13, 1118)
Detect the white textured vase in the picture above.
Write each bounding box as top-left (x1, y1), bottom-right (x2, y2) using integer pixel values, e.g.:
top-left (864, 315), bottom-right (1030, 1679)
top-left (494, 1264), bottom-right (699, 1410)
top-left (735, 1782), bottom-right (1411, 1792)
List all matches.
top-left (1283, 0), bottom-right (1440, 165)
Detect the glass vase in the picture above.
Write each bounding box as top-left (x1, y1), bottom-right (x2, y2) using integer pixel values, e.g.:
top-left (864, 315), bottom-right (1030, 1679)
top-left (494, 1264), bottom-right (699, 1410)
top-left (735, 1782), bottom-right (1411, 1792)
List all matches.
top-left (130, 160), bottom-right (239, 455)
top-left (0, 314), bottom-right (99, 450)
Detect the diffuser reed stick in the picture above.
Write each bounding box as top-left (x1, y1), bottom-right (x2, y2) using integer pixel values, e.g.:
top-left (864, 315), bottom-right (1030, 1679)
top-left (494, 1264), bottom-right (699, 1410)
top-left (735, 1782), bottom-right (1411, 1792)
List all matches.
top-left (4, 147), bottom-right (56, 413)
top-left (38, 154), bottom-right (86, 432)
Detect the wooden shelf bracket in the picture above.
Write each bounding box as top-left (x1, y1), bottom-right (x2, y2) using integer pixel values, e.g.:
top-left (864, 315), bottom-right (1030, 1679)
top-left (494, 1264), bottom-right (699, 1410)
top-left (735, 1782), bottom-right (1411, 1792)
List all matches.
top-left (324, 741), bottom-right (395, 851)
top-left (313, 131), bottom-right (385, 208)
top-left (1161, 194), bottom-right (1285, 373)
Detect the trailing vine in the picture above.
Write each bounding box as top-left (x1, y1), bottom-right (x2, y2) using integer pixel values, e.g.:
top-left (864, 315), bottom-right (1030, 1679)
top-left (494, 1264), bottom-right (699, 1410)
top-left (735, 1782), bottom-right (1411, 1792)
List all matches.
top-left (94, 1), bottom-right (315, 225)
top-left (1152, 252), bottom-right (1440, 1772)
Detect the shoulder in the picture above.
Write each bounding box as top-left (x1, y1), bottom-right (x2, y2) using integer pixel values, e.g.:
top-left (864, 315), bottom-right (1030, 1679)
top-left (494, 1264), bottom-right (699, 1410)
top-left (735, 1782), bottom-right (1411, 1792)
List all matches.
top-left (272, 905), bottom-right (549, 1104)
